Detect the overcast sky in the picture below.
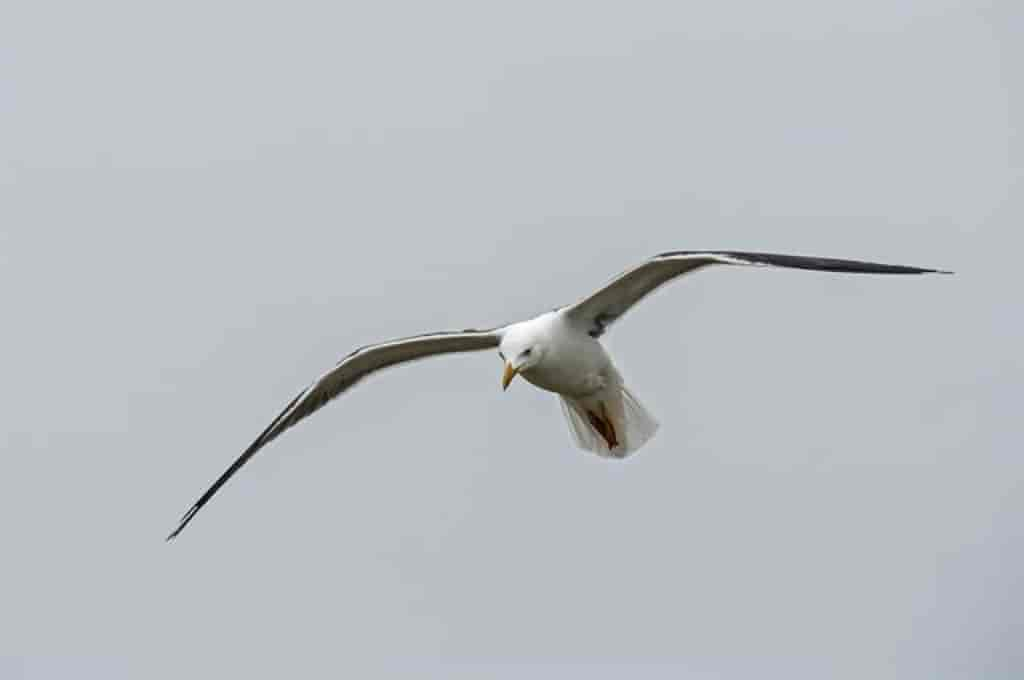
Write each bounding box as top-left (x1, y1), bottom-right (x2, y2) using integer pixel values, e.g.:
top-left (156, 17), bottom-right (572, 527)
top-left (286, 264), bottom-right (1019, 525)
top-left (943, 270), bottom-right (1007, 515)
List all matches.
top-left (2, 1), bottom-right (1021, 678)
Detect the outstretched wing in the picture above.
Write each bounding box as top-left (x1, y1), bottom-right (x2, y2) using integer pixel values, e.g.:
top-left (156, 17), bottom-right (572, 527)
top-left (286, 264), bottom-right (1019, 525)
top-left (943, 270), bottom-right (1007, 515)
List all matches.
top-left (167, 328), bottom-right (502, 540)
top-left (566, 250), bottom-right (951, 337)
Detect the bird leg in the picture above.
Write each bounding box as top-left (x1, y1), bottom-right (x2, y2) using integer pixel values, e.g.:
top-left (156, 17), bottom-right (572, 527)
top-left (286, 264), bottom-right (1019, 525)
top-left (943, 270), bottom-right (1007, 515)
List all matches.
top-left (587, 404), bottom-right (619, 449)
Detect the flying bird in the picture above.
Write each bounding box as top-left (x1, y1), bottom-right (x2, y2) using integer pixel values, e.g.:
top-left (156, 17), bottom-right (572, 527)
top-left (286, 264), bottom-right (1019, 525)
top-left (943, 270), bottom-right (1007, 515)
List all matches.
top-left (167, 250), bottom-right (949, 539)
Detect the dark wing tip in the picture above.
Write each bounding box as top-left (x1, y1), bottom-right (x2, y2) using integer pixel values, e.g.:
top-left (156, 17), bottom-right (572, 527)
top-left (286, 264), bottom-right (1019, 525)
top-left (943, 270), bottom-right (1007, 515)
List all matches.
top-left (166, 505), bottom-right (200, 542)
top-left (162, 386), bottom-right (312, 542)
top-left (659, 251), bottom-right (953, 276)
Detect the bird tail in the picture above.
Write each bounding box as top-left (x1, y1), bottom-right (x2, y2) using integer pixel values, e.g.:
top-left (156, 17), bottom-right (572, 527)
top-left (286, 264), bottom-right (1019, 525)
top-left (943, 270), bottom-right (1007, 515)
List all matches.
top-left (559, 385), bottom-right (659, 459)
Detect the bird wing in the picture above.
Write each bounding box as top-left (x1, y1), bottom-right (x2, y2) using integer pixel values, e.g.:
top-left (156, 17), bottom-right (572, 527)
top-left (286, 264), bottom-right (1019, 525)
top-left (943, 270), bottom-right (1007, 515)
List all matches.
top-left (167, 327), bottom-right (502, 540)
top-left (565, 250), bottom-right (950, 337)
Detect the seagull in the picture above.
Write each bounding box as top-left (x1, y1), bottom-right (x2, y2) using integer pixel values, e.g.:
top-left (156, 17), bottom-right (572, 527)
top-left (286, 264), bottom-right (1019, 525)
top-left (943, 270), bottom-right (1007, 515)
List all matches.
top-left (167, 250), bottom-right (949, 539)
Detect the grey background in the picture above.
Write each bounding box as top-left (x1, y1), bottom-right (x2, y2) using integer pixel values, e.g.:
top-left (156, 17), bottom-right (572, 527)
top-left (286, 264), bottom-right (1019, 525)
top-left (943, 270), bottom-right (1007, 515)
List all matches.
top-left (1, 1), bottom-right (1020, 678)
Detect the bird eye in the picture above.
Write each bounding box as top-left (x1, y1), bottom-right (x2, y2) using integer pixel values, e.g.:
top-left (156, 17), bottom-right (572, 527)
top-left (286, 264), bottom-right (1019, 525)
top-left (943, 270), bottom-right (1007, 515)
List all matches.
top-left (522, 348), bottom-right (532, 357)
top-left (498, 351), bottom-right (505, 361)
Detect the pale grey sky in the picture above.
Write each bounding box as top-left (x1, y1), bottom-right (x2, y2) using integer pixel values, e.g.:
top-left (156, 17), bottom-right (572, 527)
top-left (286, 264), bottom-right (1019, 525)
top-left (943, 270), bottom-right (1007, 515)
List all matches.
top-left (1, 1), bottom-right (1021, 678)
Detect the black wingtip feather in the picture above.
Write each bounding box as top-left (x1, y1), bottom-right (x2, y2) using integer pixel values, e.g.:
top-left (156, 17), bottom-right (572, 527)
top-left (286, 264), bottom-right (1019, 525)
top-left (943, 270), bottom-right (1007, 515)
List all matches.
top-left (166, 505), bottom-right (199, 542)
top-left (657, 251), bottom-right (952, 276)
top-left (164, 388), bottom-right (310, 541)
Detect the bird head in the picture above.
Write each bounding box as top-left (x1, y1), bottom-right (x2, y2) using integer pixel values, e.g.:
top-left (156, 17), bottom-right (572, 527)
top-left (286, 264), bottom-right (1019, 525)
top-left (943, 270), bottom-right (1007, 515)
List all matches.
top-left (498, 324), bottom-right (546, 390)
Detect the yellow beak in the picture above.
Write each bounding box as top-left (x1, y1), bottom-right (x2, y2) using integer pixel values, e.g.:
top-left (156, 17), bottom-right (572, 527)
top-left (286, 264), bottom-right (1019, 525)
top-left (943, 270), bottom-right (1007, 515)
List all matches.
top-left (501, 362), bottom-right (519, 391)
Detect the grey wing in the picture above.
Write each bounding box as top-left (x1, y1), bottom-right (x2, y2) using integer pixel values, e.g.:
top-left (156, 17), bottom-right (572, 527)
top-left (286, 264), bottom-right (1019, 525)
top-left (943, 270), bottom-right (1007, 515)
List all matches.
top-left (565, 250), bottom-right (951, 337)
top-left (167, 328), bottom-right (502, 539)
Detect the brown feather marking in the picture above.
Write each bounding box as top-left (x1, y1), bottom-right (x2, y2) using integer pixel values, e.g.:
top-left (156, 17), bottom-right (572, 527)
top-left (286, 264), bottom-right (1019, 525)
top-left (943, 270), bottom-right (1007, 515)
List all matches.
top-left (587, 405), bottom-right (619, 449)
top-left (600, 402), bottom-right (619, 448)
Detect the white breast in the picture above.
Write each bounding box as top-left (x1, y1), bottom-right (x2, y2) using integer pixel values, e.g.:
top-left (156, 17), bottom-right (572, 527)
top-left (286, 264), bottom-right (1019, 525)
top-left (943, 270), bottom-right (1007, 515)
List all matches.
top-left (520, 312), bottom-right (618, 398)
